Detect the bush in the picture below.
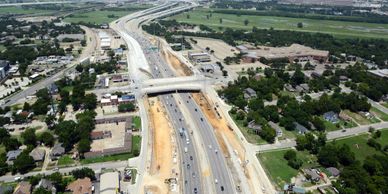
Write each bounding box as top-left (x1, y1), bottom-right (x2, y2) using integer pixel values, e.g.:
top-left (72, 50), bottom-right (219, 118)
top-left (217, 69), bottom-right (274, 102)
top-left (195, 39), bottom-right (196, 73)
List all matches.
top-left (118, 103), bottom-right (135, 112)
top-left (283, 150), bottom-right (297, 160)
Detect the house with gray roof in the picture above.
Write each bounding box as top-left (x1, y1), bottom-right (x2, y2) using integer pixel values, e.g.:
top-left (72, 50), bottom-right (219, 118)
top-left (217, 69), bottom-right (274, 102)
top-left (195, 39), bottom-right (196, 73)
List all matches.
top-left (323, 111), bottom-right (339, 123)
top-left (304, 169), bottom-right (321, 182)
top-left (247, 120), bottom-right (262, 134)
top-left (29, 148), bottom-right (46, 162)
top-left (6, 149), bottom-right (22, 164)
top-left (50, 143), bottom-right (65, 160)
top-left (243, 88), bottom-right (257, 100)
top-left (36, 179), bottom-right (56, 194)
top-left (293, 122), bottom-right (309, 134)
top-left (326, 167), bottom-right (340, 177)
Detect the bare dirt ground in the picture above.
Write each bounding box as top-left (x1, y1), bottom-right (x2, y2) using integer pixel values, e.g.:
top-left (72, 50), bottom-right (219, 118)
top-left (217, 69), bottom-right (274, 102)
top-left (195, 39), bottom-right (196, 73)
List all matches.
top-left (192, 37), bottom-right (238, 60)
top-left (143, 97), bottom-right (177, 194)
top-left (162, 48), bottom-right (193, 76)
top-left (90, 122), bottom-right (126, 151)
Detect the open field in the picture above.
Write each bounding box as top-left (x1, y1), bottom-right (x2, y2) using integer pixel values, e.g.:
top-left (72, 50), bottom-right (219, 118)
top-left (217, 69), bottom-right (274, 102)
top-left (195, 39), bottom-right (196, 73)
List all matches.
top-left (343, 110), bottom-right (379, 125)
top-left (230, 113), bottom-right (267, 144)
top-left (333, 129), bottom-right (388, 161)
top-left (370, 107), bottom-right (388, 121)
top-left (258, 149), bottom-right (317, 188)
top-left (382, 102), bottom-right (388, 109)
top-left (169, 9), bottom-right (388, 39)
top-left (57, 155), bottom-right (74, 166)
top-left (0, 6), bottom-right (54, 15)
top-left (64, 10), bottom-right (135, 24)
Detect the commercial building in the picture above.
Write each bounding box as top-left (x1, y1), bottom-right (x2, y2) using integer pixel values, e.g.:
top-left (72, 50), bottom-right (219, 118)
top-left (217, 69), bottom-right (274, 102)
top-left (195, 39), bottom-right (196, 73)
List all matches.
top-left (238, 44), bottom-right (329, 63)
top-left (100, 171), bottom-right (120, 194)
top-left (0, 60), bottom-right (10, 81)
top-left (99, 31), bottom-right (111, 50)
top-left (188, 51), bottom-right (211, 63)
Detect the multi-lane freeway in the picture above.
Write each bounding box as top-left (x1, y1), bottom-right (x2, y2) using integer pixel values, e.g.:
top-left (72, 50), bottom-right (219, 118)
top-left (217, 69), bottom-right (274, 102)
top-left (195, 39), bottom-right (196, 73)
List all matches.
top-left (112, 1), bottom-right (236, 193)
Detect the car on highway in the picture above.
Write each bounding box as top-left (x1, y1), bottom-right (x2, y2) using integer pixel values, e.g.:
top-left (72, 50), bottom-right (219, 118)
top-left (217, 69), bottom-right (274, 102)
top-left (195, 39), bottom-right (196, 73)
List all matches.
top-left (215, 179), bottom-right (218, 184)
top-left (190, 156), bottom-right (193, 160)
top-left (194, 188), bottom-right (198, 193)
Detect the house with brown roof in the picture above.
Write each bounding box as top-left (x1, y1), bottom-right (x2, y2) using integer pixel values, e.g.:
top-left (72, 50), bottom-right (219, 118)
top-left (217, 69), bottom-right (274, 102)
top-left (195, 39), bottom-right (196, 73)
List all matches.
top-left (66, 178), bottom-right (93, 194)
top-left (13, 182), bottom-right (31, 194)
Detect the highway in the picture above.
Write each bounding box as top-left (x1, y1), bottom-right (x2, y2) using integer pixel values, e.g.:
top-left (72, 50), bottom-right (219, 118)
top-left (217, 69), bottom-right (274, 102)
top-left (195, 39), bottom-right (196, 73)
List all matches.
top-left (112, 1), bottom-right (235, 193)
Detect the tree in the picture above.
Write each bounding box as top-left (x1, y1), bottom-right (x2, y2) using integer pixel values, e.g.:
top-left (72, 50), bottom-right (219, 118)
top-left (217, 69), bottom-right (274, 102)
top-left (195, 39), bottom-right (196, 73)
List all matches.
top-left (83, 93), bottom-right (97, 110)
top-left (118, 103), bottom-right (135, 112)
top-left (21, 128), bottom-right (37, 146)
top-left (78, 138), bottom-right (91, 154)
top-left (23, 102), bottom-right (31, 111)
top-left (297, 22), bottom-right (303, 28)
top-left (3, 138), bottom-right (20, 151)
top-left (13, 151), bottom-right (35, 174)
top-left (186, 14), bottom-right (190, 19)
top-left (33, 187), bottom-right (51, 194)
top-left (0, 128), bottom-right (10, 144)
top-left (55, 120), bottom-right (79, 151)
top-left (311, 116), bottom-right (325, 131)
top-left (219, 18), bottom-right (223, 24)
top-left (248, 98), bottom-right (263, 111)
top-left (71, 168), bottom-right (95, 180)
top-left (45, 115), bottom-right (56, 129)
top-left (75, 64), bottom-right (83, 73)
top-left (291, 67), bottom-right (305, 86)
top-left (317, 144), bottom-right (339, 167)
top-left (39, 131), bottom-right (55, 147)
top-left (0, 153), bottom-right (8, 175)
top-left (244, 19), bottom-right (249, 26)
top-left (284, 150), bottom-right (297, 160)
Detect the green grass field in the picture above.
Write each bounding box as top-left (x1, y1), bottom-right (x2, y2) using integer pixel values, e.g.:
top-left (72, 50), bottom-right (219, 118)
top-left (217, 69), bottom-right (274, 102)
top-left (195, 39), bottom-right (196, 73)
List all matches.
top-left (370, 107), bottom-right (388, 121)
top-left (57, 155), bottom-right (75, 166)
top-left (64, 10), bottom-right (135, 24)
top-left (132, 116), bottom-right (141, 130)
top-left (258, 149), bottom-right (317, 188)
top-left (333, 129), bottom-right (388, 161)
top-left (0, 6), bottom-right (54, 15)
top-left (382, 102), bottom-right (388, 109)
top-left (230, 113), bottom-right (267, 144)
top-left (169, 9), bottom-right (388, 39)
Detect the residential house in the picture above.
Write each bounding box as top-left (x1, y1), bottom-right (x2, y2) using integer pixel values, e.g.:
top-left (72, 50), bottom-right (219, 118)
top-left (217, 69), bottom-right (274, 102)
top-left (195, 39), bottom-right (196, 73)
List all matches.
top-left (326, 167), bottom-right (340, 177)
top-left (243, 88), bottom-right (257, 100)
top-left (50, 143), bottom-right (65, 160)
top-left (304, 169), bottom-right (321, 182)
top-left (36, 179), bottom-right (56, 194)
top-left (284, 84), bottom-right (295, 92)
top-left (13, 182), bottom-right (31, 194)
top-left (294, 122), bottom-right (309, 134)
top-left (247, 120), bottom-right (262, 134)
top-left (66, 178), bottom-right (93, 194)
top-left (6, 149), bottom-right (22, 164)
top-left (300, 84), bottom-right (310, 92)
top-left (311, 72), bottom-right (321, 79)
top-left (29, 148), bottom-right (46, 162)
top-left (323, 111), bottom-right (339, 123)
top-left (268, 121), bottom-right (282, 137)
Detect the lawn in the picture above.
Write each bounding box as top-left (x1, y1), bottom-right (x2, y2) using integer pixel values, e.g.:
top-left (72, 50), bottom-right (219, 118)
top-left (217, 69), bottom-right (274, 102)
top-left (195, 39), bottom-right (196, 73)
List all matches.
top-left (230, 113), bottom-right (267, 144)
top-left (132, 116), bottom-right (141, 130)
top-left (169, 9), bottom-right (388, 39)
top-left (370, 107), bottom-right (388, 121)
top-left (382, 102), bottom-right (388, 109)
top-left (81, 152), bottom-right (135, 164)
top-left (0, 6), bottom-right (54, 15)
top-left (258, 149), bottom-right (317, 188)
top-left (81, 135), bottom-right (141, 164)
top-left (322, 118), bottom-right (357, 132)
top-left (333, 130), bottom-right (388, 161)
top-left (343, 110), bottom-right (377, 125)
top-left (57, 155), bottom-right (75, 166)
top-left (64, 10), bottom-right (135, 25)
